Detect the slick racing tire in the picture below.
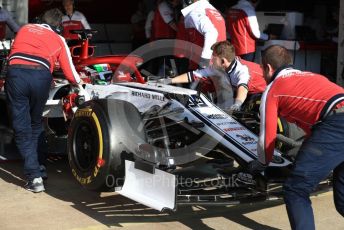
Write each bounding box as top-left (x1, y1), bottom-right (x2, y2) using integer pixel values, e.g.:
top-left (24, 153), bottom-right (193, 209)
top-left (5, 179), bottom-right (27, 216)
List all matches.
top-left (68, 99), bottom-right (145, 191)
top-left (277, 117), bottom-right (304, 159)
top-left (241, 94), bottom-right (304, 159)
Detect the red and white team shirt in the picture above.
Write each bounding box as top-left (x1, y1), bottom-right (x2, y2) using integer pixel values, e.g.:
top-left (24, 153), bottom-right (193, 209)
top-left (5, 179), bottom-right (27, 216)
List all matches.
top-left (181, 0), bottom-right (226, 65)
top-left (258, 68), bottom-right (344, 164)
top-left (61, 11), bottom-right (91, 40)
top-left (61, 11), bottom-right (91, 29)
top-left (227, 0), bottom-right (268, 56)
top-left (9, 24), bottom-right (80, 84)
top-left (191, 57), bottom-right (266, 94)
top-left (151, 1), bottom-right (176, 40)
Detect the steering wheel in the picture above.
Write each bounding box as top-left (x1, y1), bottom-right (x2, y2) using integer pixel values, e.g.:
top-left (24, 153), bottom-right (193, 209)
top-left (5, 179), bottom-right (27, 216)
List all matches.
top-left (70, 29), bottom-right (98, 40)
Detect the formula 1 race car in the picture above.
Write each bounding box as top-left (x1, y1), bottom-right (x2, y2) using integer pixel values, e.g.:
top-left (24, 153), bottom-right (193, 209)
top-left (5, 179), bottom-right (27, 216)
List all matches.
top-left (47, 80), bottom-right (321, 212)
top-left (0, 30), bottom-right (328, 212)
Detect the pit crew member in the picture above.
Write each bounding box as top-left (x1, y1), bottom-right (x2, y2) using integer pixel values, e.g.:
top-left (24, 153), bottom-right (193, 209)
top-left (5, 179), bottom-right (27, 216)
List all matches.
top-left (5, 8), bottom-right (82, 193)
top-left (248, 45), bottom-right (344, 230)
top-left (151, 0), bottom-right (179, 41)
top-left (160, 40), bottom-right (266, 112)
top-left (61, 0), bottom-right (91, 41)
top-left (181, 0), bottom-right (226, 69)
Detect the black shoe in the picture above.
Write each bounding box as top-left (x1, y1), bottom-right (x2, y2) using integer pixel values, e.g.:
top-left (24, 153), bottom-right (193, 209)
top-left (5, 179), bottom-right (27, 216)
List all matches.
top-left (40, 165), bottom-right (48, 180)
top-left (24, 177), bottom-right (45, 193)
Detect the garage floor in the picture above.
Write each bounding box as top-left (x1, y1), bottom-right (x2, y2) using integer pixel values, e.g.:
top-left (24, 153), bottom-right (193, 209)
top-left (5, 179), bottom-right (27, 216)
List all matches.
top-left (0, 156), bottom-right (343, 230)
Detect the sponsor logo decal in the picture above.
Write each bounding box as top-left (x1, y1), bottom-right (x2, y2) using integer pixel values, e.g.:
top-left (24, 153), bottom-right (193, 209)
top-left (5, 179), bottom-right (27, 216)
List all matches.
top-left (75, 108), bottom-right (92, 117)
top-left (207, 114), bottom-right (228, 119)
top-left (131, 91), bottom-right (165, 101)
top-left (236, 134), bottom-right (255, 142)
top-left (216, 121), bottom-right (237, 126)
top-left (223, 127), bottom-right (246, 132)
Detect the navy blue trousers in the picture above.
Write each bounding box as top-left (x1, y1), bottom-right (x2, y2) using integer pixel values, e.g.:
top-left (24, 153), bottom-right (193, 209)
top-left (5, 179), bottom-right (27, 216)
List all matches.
top-left (5, 66), bottom-right (52, 180)
top-left (283, 113), bottom-right (344, 229)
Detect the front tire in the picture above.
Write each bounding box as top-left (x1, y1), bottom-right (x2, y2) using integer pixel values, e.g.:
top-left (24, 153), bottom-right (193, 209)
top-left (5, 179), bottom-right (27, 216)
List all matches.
top-left (68, 99), bottom-right (145, 191)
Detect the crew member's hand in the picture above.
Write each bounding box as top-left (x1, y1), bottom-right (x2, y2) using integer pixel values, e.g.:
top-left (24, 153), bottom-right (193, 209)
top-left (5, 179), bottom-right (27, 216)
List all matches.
top-left (72, 78), bottom-right (84, 86)
top-left (227, 100), bottom-right (243, 113)
top-left (78, 78), bottom-right (85, 85)
top-left (247, 160), bottom-right (267, 175)
top-left (229, 103), bottom-right (242, 112)
top-left (79, 72), bottom-right (87, 78)
top-left (199, 57), bottom-right (210, 69)
top-left (157, 78), bottom-right (173, 85)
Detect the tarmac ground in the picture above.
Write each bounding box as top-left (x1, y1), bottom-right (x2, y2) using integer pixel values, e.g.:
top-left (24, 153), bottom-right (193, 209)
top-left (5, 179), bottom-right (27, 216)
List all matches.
top-left (0, 154), bottom-right (344, 230)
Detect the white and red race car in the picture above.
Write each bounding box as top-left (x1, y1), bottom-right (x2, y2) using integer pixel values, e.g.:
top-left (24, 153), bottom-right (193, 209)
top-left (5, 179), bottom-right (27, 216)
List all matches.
top-left (0, 31), bottom-right (327, 212)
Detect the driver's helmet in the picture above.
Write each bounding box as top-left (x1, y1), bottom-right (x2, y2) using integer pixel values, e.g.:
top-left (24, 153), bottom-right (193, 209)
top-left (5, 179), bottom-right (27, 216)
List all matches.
top-left (89, 64), bottom-right (113, 84)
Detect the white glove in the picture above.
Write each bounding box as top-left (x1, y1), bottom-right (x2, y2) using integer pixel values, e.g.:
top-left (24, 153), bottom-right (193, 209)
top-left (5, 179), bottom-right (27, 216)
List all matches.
top-left (199, 58), bottom-right (210, 69)
top-left (228, 99), bottom-right (243, 112)
top-left (157, 78), bottom-right (173, 85)
top-left (229, 103), bottom-right (242, 112)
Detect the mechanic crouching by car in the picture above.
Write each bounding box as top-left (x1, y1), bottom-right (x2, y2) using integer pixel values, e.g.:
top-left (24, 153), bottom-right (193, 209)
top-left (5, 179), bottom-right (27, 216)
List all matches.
top-left (248, 45), bottom-right (344, 230)
top-left (160, 40), bottom-right (266, 112)
top-left (5, 8), bottom-right (82, 193)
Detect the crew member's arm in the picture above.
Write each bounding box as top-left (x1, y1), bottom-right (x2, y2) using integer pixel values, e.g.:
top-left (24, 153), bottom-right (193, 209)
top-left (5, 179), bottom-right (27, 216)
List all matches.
top-left (194, 13), bottom-right (218, 60)
top-left (159, 2), bottom-right (177, 31)
top-left (232, 64), bottom-right (250, 106)
top-left (257, 86), bottom-right (279, 165)
top-left (235, 85), bottom-right (248, 104)
top-left (245, 8), bottom-right (268, 40)
top-left (145, 11), bottom-right (155, 39)
top-left (170, 73), bottom-right (188, 84)
top-left (170, 67), bottom-right (217, 84)
top-left (80, 12), bottom-right (91, 29)
top-left (4, 10), bottom-right (20, 33)
top-left (57, 35), bottom-right (81, 84)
